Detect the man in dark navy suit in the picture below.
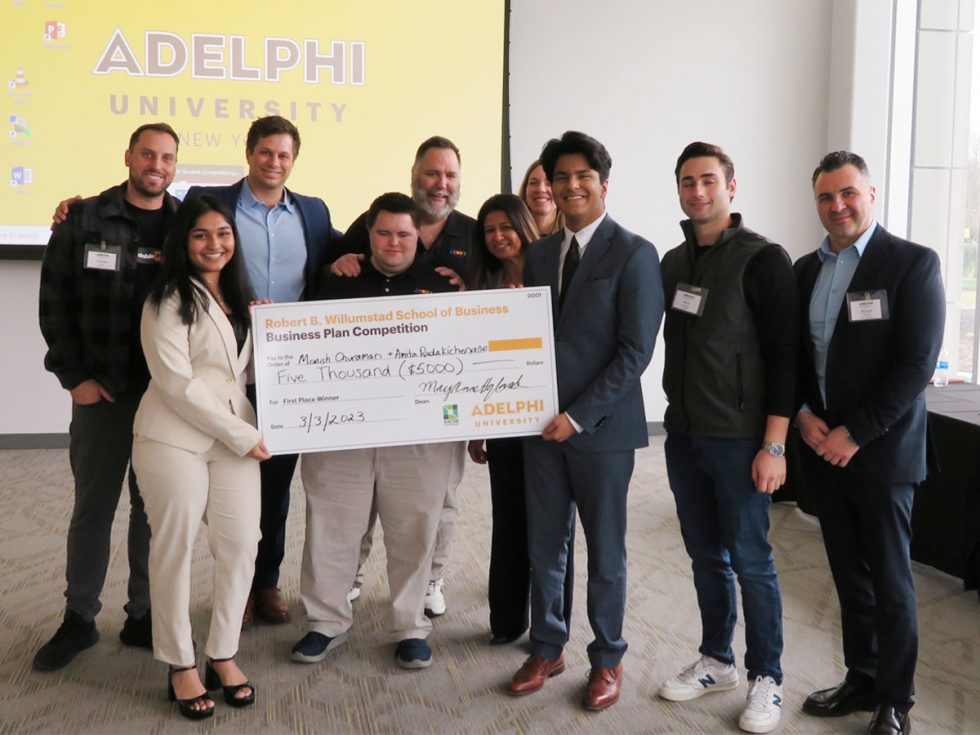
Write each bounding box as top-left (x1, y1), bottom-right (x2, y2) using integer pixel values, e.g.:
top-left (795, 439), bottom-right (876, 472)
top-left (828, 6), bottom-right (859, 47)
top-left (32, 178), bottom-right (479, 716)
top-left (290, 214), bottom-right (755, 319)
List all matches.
top-left (185, 115), bottom-right (338, 626)
top-left (506, 131), bottom-right (663, 711)
top-left (795, 151), bottom-right (945, 735)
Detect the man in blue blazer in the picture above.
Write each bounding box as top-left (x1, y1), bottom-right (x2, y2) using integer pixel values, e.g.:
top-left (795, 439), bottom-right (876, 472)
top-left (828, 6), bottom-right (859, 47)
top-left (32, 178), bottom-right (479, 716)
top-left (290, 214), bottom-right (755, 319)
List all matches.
top-left (795, 151), bottom-right (944, 735)
top-left (506, 131), bottom-right (663, 711)
top-left (185, 115), bottom-right (338, 626)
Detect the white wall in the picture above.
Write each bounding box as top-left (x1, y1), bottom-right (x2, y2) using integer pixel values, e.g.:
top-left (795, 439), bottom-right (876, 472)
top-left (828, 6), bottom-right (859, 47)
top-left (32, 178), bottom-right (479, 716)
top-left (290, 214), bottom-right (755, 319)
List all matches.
top-left (509, 0), bottom-right (834, 421)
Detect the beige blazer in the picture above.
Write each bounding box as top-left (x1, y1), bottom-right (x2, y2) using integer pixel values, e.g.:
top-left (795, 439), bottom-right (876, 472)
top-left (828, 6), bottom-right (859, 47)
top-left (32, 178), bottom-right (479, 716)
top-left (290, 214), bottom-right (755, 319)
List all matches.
top-left (134, 286), bottom-right (260, 456)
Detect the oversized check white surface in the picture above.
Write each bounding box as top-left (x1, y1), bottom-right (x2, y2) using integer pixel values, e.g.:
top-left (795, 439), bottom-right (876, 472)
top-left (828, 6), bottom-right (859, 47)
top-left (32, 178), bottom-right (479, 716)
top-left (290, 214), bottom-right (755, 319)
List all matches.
top-left (253, 288), bottom-right (558, 454)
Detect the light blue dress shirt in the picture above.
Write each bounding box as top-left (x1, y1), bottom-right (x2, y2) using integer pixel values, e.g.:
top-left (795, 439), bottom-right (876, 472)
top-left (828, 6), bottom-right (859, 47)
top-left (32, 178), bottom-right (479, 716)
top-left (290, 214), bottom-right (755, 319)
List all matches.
top-left (808, 221), bottom-right (877, 406)
top-left (235, 183), bottom-right (307, 302)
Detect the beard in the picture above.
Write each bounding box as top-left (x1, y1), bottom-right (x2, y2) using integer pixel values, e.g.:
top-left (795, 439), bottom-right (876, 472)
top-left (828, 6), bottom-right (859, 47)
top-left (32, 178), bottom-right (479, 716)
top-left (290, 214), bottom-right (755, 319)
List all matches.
top-left (128, 169), bottom-right (171, 200)
top-left (412, 183), bottom-right (459, 220)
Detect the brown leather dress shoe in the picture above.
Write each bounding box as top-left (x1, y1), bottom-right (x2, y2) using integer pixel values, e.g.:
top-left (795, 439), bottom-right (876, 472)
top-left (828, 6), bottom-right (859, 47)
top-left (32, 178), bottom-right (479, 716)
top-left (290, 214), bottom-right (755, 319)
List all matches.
top-left (507, 654), bottom-right (565, 696)
top-left (867, 705), bottom-right (910, 734)
top-left (242, 593), bottom-right (254, 628)
top-left (254, 588), bottom-right (290, 624)
top-left (583, 663), bottom-right (623, 711)
top-left (803, 678), bottom-right (876, 717)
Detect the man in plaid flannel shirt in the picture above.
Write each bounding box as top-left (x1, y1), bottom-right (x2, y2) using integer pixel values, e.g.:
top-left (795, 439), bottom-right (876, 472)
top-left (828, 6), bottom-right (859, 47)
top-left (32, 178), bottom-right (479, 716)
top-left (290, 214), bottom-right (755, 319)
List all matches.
top-left (34, 123), bottom-right (180, 672)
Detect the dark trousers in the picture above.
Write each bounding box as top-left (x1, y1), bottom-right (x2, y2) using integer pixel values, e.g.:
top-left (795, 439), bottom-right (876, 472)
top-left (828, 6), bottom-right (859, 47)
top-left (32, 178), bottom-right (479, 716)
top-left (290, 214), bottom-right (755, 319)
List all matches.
top-left (247, 384), bottom-right (298, 590)
top-left (524, 437), bottom-right (633, 668)
top-left (803, 451), bottom-right (918, 710)
top-left (664, 433), bottom-right (783, 682)
top-left (486, 437), bottom-right (573, 639)
top-left (66, 391), bottom-right (150, 621)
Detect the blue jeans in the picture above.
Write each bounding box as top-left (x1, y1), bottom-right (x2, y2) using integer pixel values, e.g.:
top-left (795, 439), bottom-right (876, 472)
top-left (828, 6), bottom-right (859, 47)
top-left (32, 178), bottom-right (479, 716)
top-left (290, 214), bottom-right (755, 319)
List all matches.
top-left (664, 433), bottom-right (783, 683)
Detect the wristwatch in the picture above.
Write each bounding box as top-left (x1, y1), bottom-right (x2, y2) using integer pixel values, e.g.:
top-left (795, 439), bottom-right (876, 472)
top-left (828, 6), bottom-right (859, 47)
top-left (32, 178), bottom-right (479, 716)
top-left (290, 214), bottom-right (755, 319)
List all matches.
top-left (761, 441), bottom-right (786, 457)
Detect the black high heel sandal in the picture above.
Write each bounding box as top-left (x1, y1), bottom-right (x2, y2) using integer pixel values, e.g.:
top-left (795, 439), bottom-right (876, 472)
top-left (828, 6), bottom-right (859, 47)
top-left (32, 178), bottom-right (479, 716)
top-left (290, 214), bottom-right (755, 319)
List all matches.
top-left (167, 665), bottom-right (215, 720)
top-left (205, 657), bottom-right (256, 707)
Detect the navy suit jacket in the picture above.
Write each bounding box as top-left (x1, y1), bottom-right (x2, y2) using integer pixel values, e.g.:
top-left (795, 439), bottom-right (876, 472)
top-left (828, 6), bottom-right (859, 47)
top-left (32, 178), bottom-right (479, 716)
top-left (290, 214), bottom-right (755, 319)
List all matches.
top-left (795, 224), bottom-right (945, 484)
top-left (185, 179), bottom-right (339, 300)
top-left (524, 214), bottom-right (664, 453)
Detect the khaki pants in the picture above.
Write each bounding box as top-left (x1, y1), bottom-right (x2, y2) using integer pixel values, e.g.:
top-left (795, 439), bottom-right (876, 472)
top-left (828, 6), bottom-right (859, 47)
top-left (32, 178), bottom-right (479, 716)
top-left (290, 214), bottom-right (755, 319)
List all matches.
top-left (300, 443), bottom-right (455, 641)
top-left (133, 437), bottom-right (261, 666)
top-left (356, 442), bottom-right (466, 583)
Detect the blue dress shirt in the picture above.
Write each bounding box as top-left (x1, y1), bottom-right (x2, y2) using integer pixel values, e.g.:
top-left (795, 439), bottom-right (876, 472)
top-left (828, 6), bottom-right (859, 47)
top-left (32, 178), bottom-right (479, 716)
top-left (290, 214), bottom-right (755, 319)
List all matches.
top-left (235, 183), bottom-right (307, 302)
top-left (809, 221), bottom-right (877, 405)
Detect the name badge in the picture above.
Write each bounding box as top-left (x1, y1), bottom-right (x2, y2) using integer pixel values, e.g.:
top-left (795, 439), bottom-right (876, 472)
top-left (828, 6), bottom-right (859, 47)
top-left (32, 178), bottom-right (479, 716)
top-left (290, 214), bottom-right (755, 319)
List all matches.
top-left (83, 242), bottom-right (122, 272)
top-left (846, 289), bottom-right (889, 321)
top-left (671, 283), bottom-right (707, 316)
top-left (136, 246), bottom-right (161, 264)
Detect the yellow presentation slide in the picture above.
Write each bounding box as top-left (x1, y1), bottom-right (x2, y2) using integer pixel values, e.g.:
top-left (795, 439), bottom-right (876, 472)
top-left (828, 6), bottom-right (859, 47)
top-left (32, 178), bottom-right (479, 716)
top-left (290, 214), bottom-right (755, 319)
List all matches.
top-left (2, 1), bottom-right (505, 246)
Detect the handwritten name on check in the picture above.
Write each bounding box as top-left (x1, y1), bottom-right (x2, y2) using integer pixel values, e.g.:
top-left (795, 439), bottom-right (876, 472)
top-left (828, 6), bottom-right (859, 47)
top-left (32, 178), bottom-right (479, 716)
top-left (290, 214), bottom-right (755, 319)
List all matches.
top-left (252, 288), bottom-right (558, 454)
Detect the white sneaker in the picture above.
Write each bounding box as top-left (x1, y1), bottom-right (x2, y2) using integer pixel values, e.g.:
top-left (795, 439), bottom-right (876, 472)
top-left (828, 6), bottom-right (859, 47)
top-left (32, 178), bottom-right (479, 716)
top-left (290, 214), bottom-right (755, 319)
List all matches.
top-left (738, 675), bottom-right (783, 733)
top-left (658, 655), bottom-right (739, 701)
top-left (346, 584), bottom-right (361, 603)
top-left (424, 579), bottom-right (446, 617)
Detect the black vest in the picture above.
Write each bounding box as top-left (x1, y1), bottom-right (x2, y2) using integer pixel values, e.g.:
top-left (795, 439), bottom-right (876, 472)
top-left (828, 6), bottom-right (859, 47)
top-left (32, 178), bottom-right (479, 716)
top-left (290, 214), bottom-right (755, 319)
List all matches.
top-left (661, 219), bottom-right (769, 438)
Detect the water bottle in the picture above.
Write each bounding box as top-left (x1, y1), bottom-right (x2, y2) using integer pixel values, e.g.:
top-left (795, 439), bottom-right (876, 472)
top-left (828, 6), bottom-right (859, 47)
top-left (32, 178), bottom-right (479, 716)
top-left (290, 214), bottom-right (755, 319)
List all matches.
top-left (934, 347), bottom-right (950, 387)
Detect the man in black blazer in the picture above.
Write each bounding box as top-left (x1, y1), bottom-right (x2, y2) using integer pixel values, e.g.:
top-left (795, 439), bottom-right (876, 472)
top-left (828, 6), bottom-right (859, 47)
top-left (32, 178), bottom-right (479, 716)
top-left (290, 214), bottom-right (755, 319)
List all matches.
top-left (505, 131), bottom-right (663, 711)
top-left (185, 115), bottom-right (338, 626)
top-left (795, 151), bottom-right (945, 735)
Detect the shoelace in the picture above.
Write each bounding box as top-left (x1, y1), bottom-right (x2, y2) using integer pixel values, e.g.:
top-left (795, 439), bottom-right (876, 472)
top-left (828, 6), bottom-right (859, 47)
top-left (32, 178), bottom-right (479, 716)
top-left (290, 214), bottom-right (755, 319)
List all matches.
top-left (745, 676), bottom-right (778, 710)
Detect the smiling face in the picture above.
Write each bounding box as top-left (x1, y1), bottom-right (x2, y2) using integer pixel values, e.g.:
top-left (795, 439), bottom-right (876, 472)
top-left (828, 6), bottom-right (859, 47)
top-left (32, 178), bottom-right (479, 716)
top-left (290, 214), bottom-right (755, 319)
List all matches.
top-left (551, 153), bottom-right (607, 230)
top-left (187, 210), bottom-right (235, 278)
top-left (483, 209), bottom-right (523, 263)
top-left (124, 129), bottom-right (177, 202)
top-left (813, 164), bottom-right (876, 252)
top-left (677, 156), bottom-right (735, 228)
top-left (369, 210), bottom-right (419, 276)
top-left (523, 164), bottom-right (556, 219)
top-left (411, 146), bottom-right (460, 220)
top-left (246, 133), bottom-right (296, 194)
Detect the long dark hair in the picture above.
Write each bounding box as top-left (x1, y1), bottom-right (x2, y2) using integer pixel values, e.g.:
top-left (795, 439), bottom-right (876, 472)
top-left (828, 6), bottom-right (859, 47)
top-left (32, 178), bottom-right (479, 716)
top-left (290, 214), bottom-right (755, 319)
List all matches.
top-left (467, 194), bottom-right (539, 290)
top-left (148, 195), bottom-right (255, 330)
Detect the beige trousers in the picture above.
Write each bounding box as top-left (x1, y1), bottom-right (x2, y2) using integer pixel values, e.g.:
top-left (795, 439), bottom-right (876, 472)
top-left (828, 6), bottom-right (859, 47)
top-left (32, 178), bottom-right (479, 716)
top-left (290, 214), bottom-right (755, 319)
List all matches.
top-left (300, 443), bottom-right (456, 640)
top-left (133, 436), bottom-right (260, 666)
top-left (356, 442), bottom-right (466, 583)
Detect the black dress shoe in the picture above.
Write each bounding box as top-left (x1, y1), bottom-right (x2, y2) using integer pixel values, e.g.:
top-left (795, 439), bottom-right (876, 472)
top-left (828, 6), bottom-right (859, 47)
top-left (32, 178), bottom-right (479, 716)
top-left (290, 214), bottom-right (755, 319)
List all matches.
top-left (803, 678), bottom-right (876, 717)
top-left (489, 630), bottom-right (525, 646)
top-left (867, 705), bottom-right (910, 734)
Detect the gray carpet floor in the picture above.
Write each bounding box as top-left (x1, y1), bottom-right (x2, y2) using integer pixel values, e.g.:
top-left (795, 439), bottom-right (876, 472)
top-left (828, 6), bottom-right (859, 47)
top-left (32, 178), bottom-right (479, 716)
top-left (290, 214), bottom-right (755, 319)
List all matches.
top-left (1, 438), bottom-right (978, 734)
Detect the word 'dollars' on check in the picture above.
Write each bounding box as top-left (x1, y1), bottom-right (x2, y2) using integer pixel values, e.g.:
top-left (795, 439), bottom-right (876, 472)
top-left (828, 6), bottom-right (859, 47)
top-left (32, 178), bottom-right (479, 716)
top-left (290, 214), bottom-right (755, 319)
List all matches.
top-left (252, 288), bottom-right (558, 454)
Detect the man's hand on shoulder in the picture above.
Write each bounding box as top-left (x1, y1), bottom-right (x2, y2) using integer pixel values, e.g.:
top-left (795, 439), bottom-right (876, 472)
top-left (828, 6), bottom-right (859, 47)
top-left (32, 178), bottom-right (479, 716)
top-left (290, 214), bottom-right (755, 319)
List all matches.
top-left (51, 195), bottom-right (82, 230)
top-left (330, 253), bottom-right (364, 278)
top-left (69, 379), bottom-right (113, 405)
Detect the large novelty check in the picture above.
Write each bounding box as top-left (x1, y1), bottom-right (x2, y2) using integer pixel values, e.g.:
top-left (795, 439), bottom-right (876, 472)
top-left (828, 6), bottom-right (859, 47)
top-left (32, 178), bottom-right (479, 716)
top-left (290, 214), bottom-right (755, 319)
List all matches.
top-left (252, 288), bottom-right (558, 454)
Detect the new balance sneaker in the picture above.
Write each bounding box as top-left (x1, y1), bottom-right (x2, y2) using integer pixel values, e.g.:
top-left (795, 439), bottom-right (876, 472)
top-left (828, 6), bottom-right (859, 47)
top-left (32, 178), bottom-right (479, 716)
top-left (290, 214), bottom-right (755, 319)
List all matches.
top-left (346, 583), bottom-right (361, 603)
top-left (290, 631), bottom-right (347, 663)
top-left (738, 675), bottom-right (783, 733)
top-left (424, 579), bottom-right (446, 617)
top-left (394, 638), bottom-right (432, 669)
top-left (658, 654), bottom-right (739, 701)
top-left (33, 610), bottom-right (99, 671)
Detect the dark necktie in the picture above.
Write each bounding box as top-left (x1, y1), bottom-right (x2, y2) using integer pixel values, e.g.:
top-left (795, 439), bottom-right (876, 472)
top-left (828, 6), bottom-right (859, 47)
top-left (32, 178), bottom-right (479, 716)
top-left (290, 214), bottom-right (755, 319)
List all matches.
top-left (559, 236), bottom-right (580, 310)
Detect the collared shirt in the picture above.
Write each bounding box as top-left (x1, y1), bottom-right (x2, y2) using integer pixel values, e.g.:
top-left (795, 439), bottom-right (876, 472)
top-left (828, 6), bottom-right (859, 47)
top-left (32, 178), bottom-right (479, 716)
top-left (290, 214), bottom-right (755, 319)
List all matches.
top-left (558, 211), bottom-right (606, 292)
top-left (809, 221), bottom-right (877, 405)
top-left (558, 210), bottom-right (607, 433)
top-left (236, 182), bottom-right (307, 302)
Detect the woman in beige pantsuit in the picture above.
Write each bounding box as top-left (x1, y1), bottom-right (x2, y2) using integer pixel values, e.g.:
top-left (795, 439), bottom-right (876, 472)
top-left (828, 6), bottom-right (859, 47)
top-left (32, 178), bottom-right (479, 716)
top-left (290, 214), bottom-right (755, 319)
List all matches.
top-left (132, 195), bottom-right (270, 720)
